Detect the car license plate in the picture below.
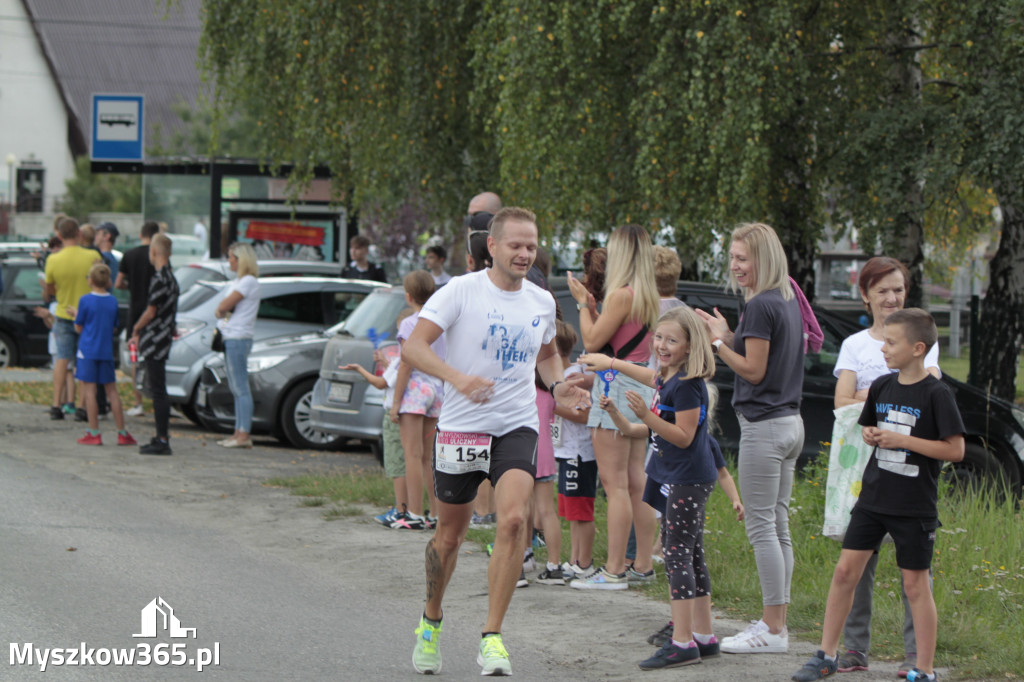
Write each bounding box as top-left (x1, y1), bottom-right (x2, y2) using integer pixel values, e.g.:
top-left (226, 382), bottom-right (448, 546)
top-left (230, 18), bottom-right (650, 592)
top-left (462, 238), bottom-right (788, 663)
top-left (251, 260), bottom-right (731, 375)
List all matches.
top-left (328, 382), bottom-right (352, 403)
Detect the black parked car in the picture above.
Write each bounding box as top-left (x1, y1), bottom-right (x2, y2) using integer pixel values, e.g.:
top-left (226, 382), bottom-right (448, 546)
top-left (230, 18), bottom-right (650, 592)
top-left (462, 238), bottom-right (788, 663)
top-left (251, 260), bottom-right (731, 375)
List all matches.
top-left (1, 257), bottom-right (131, 369)
top-left (0, 257), bottom-right (51, 367)
top-left (548, 277), bottom-right (1024, 497)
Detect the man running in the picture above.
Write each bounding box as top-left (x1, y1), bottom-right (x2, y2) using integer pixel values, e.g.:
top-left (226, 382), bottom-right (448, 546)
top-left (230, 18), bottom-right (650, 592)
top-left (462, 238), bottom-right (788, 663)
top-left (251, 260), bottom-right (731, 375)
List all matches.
top-left (401, 206), bottom-right (589, 676)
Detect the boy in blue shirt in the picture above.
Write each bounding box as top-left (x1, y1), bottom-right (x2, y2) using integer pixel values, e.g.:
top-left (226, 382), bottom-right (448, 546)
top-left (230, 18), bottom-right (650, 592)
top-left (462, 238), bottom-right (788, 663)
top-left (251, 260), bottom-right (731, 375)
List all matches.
top-left (73, 263), bottom-right (136, 446)
top-left (793, 309), bottom-right (964, 682)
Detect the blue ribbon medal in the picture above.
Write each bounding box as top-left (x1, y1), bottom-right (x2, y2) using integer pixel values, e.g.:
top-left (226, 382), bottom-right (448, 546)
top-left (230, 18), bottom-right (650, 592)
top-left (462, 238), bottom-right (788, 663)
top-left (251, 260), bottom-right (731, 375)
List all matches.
top-left (601, 369), bottom-right (619, 397)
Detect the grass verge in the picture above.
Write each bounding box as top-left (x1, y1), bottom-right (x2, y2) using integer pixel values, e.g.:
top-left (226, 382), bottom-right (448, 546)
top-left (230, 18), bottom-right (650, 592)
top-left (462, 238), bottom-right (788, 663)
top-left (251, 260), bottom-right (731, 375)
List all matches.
top-left (268, 460), bottom-right (1023, 680)
top-left (0, 379), bottom-right (146, 410)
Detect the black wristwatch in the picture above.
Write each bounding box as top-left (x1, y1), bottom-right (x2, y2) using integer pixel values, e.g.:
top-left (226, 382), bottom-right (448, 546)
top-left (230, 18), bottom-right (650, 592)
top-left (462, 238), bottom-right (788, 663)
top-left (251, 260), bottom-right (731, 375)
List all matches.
top-left (548, 381), bottom-right (563, 397)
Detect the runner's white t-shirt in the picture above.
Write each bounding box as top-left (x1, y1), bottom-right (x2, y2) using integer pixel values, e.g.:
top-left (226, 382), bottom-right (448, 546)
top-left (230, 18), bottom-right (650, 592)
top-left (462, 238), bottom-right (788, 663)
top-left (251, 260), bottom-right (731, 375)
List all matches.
top-left (419, 270), bottom-right (556, 436)
top-left (833, 328), bottom-right (940, 391)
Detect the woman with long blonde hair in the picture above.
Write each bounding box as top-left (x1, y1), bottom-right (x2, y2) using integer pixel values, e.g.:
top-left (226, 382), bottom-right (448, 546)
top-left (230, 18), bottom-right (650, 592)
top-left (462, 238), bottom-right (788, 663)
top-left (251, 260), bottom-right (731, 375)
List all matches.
top-left (215, 242), bottom-right (261, 448)
top-left (568, 224), bottom-right (660, 590)
top-left (696, 222), bottom-right (805, 653)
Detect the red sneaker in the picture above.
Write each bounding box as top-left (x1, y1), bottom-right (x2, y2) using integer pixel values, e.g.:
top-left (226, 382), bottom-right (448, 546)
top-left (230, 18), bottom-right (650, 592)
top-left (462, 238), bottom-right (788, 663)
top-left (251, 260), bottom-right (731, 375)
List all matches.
top-left (117, 432), bottom-right (138, 446)
top-left (77, 432), bottom-right (102, 446)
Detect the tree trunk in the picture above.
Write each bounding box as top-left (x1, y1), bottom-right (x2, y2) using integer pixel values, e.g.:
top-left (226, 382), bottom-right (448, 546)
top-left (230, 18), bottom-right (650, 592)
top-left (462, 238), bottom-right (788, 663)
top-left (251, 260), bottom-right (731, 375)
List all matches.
top-left (885, 19), bottom-right (926, 309)
top-left (974, 189), bottom-right (1024, 401)
top-left (771, 114), bottom-right (819, 302)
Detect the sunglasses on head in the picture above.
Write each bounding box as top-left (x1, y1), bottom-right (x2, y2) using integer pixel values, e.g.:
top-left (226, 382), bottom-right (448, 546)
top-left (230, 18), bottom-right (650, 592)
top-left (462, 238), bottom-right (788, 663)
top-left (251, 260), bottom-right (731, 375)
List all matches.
top-left (466, 230), bottom-right (488, 250)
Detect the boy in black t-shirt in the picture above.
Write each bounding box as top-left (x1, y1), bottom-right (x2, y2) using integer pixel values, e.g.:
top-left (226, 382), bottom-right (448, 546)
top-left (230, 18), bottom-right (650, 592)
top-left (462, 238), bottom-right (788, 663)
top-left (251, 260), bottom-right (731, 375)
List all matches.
top-left (793, 309), bottom-right (964, 682)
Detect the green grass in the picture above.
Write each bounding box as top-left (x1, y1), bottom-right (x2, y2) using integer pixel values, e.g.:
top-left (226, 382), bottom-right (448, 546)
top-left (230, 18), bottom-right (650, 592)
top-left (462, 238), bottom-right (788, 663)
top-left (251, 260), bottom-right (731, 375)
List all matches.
top-left (0, 379), bottom-right (144, 408)
top-left (269, 462), bottom-right (1023, 680)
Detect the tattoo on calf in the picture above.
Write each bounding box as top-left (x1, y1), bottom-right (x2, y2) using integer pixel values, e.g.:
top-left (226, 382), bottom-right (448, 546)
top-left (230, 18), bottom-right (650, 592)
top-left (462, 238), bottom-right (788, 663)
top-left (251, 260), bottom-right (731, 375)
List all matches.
top-left (425, 538), bottom-right (442, 601)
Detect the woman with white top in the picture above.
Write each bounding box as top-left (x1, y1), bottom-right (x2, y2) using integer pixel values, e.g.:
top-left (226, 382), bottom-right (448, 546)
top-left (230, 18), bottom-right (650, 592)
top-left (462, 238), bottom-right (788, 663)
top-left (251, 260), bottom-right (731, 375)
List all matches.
top-left (831, 256), bottom-right (939, 676)
top-left (215, 243), bottom-right (261, 449)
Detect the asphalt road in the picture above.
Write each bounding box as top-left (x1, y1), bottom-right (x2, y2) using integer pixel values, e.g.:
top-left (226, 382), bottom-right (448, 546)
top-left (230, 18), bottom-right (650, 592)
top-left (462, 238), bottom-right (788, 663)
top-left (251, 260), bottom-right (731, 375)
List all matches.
top-left (0, 394), bottom-right (924, 681)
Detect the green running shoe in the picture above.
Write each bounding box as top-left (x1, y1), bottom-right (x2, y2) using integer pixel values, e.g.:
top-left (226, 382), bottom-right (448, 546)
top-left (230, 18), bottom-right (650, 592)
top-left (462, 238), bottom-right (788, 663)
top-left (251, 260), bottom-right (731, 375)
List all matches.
top-left (477, 633), bottom-right (511, 676)
top-left (412, 616), bottom-right (442, 674)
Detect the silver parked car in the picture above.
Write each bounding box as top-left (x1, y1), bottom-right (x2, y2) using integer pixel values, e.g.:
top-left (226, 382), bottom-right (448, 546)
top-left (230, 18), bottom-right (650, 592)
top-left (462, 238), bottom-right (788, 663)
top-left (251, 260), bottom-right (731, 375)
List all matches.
top-left (308, 287), bottom-right (409, 457)
top-left (140, 276), bottom-right (388, 423)
top-left (173, 259), bottom-right (342, 298)
top-left (196, 330), bottom-right (344, 450)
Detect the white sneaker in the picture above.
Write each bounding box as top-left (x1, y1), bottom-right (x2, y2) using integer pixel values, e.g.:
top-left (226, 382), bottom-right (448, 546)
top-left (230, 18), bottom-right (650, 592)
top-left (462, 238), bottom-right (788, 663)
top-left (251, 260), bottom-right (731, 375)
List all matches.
top-left (721, 620), bottom-right (788, 654)
top-left (522, 550), bottom-right (536, 573)
top-left (126, 404), bottom-right (144, 417)
top-left (564, 562), bottom-right (598, 580)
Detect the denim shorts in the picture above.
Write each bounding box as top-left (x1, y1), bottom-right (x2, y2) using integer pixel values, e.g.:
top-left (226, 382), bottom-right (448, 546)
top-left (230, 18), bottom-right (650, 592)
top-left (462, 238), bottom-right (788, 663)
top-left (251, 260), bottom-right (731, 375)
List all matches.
top-left (54, 318), bottom-right (79, 361)
top-left (586, 365), bottom-right (655, 430)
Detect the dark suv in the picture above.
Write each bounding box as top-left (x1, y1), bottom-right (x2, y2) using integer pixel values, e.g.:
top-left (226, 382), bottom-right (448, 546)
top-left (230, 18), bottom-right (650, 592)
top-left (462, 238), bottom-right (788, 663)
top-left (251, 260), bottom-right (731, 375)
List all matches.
top-left (548, 277), bottom-right (1024, 496)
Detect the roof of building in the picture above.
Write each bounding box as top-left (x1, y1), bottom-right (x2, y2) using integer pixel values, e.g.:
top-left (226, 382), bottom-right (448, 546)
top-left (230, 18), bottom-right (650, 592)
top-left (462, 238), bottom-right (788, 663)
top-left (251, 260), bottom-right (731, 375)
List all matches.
top-left (21, 0), bottom-right (203, 156)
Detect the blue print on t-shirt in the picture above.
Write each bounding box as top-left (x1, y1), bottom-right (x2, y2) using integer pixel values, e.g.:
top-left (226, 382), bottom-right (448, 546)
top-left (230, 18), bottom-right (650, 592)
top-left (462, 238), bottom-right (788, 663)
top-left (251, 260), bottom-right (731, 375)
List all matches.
top-left (482, 323), bottom-right (536, 370)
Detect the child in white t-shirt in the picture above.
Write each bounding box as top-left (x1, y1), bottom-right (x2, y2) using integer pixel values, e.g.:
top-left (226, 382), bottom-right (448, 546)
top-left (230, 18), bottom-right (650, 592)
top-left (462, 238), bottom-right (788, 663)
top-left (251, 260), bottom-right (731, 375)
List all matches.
top-left (551, 321), bottom-right (598, 580)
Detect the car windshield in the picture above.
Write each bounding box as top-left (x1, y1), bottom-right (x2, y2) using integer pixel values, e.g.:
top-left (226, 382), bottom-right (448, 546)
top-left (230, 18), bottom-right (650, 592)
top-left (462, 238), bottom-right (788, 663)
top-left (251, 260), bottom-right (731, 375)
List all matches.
top-left (175, 264), bottom-right (227, 295)
top-left (177, 280), bottom-right (226, 312)
top-left (327, 289), bottom-right (406, 338)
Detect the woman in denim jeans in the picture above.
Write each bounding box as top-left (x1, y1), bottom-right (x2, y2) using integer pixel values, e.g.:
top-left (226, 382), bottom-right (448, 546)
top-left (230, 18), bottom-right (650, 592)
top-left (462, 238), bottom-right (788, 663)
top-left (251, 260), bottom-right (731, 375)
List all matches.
top-left (697, 223), bottom-right (805, 654)
top-left (215, 243), bottom-right (261, 449)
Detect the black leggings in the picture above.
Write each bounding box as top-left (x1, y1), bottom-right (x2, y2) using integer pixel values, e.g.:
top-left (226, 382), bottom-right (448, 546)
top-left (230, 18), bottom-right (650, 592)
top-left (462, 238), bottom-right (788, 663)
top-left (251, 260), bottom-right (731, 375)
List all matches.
top-left (663, 482), bottom-right (715, 601)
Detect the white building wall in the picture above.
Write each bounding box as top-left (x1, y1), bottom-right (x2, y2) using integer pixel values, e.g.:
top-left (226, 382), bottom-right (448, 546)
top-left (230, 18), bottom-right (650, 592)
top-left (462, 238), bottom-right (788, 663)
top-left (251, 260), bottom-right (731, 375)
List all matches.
top-left (0, 0), bottom-right (76, 215)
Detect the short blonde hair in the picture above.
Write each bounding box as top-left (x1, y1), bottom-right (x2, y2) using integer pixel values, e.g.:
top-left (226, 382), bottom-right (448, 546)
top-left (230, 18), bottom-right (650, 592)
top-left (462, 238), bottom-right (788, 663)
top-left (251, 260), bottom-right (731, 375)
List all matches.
top-left (229, 242), bottom-right (259, 278)
top-left (151, 233), bottom-right (172, 257)
top-left (79, 223), bottom-right (96, 247)
top-left (489, 206), bottom-right (537, 241)
top-left (653, 246), bottom-right (682, 297)
top-left (88, 262), bottom-right (111, 289)
top-left (729, 222), bottom-right (793, 301)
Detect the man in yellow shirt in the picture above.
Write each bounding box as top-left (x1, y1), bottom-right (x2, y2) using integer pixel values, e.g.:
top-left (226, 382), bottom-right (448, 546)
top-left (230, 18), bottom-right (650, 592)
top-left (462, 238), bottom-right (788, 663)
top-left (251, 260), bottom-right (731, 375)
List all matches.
top-left (44, 217), bottom-right (101, 420)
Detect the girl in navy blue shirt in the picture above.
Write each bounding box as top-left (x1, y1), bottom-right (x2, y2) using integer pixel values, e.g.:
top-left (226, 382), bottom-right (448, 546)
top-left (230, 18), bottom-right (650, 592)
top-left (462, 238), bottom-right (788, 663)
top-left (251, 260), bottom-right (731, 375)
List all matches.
top-left (581, 305), bottom-right (730, 670)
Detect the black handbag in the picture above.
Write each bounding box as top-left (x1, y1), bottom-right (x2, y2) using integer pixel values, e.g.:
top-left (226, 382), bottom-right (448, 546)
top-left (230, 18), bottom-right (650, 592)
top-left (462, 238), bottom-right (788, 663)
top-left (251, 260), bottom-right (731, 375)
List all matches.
top-left (211, 329), bottom-right (225, 353)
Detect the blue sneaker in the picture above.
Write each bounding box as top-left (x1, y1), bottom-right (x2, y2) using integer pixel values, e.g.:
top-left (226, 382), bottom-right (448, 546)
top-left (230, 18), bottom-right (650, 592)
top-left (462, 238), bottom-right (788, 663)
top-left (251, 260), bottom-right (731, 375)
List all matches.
top-left (906, 669), bottom-right (936, 682)
top-left (792, 650), bottom-right (838, 681)
top-left (375, 507), bottom-right (398, 526)
top-left (639, 640), bottom-right (701, 670)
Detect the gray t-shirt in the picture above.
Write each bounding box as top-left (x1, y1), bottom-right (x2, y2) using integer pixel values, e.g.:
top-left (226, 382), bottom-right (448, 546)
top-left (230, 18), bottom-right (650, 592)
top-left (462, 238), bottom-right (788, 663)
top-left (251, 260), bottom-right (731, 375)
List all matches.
top-left (732, 287), bottom-right (804, 422)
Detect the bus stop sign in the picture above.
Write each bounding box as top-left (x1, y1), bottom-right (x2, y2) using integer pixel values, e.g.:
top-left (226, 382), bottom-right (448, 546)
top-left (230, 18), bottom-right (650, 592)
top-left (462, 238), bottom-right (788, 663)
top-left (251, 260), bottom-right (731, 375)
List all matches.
top-left (91, 94), bottom-right (144, 162)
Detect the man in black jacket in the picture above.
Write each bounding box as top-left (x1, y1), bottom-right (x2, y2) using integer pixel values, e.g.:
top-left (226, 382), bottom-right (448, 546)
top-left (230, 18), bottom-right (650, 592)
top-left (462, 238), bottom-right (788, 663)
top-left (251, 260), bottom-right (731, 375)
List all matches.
top-left (340, 235), bottom-right (387, 282)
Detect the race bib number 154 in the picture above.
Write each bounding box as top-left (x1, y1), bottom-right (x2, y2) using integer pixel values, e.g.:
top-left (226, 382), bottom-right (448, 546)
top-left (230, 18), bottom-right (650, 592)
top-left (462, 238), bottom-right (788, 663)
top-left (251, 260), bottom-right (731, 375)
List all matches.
top-left (435, 431), bottom-right (492, 474)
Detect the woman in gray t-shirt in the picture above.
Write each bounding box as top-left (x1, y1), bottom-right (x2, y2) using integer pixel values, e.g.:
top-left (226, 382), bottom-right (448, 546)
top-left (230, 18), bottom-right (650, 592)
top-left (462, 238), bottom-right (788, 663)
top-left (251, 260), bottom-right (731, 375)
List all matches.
top-left (697, 222), bottom-right (805, 654)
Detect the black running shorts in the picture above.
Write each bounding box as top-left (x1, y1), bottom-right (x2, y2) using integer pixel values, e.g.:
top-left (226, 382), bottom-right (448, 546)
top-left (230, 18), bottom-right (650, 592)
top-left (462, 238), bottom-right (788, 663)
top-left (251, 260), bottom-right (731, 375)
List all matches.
top-left (433, 426), bottom-right (538, 505)
top-left (843, 506), bottom-right (941, 571)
